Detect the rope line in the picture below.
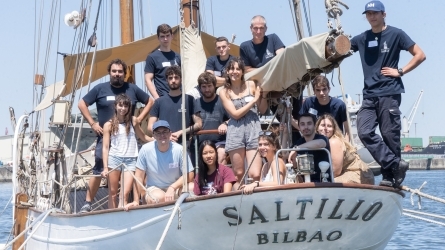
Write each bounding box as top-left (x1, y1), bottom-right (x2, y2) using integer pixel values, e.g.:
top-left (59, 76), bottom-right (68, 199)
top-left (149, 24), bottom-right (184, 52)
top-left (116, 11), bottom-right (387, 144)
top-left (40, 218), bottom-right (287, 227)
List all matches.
top-left (403, 212), bottom-right (445, 227)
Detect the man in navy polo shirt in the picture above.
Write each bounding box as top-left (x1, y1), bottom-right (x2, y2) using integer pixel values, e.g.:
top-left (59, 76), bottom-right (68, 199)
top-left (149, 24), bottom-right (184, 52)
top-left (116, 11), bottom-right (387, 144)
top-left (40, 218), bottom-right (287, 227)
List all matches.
top-left (299, 75), bottom-right (350, 141)
top-left (206, 36), bottom-right (234, 88)
top-left (78, 58), bottom-right (153, 212)
top-left (144, 23), bottom-right (181, 99)
top-left (351, 1), bottom-right (426, 187)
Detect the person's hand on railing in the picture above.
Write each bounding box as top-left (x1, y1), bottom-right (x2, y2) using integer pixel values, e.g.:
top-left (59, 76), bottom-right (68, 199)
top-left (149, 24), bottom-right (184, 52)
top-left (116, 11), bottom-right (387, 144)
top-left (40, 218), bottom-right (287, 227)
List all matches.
top-left (288, 150), bottom-right (297, 164)
top-left (218, 123), bottom-right (227, 134)
top-left (101, 168), bottom-right (109, 178)
top-left (165, 186), bottom-right (176, 202)
top-left (240, 181), bottom-right (258, 195)
top-left (170, 131), bottom-right (181, 142)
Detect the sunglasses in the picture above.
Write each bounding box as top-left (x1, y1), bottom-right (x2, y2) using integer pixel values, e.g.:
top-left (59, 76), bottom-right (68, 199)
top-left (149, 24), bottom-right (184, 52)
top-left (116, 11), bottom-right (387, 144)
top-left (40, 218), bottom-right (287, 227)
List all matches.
top-left (258, 131), bottom-right (272, 136)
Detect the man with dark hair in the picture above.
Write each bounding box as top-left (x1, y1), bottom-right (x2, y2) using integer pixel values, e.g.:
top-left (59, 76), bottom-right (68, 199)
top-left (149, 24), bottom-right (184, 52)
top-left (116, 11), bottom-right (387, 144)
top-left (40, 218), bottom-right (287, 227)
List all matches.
top-left (351, 1), bottom-right (426, 187)
top-left (288, 113), bottom-right (331, 182)
top-left (205, 36), bottom-right (234, 87)
top-left (78, 58), bottom-right (153, 212)
top-left (299, 75), bottom-right (350, 141)
top-left (194, 72), bottom-right (230, 164)
top-left (148, 65), bottom-right (202, 145)
top-left (144, 23), bottom-right (181, 99)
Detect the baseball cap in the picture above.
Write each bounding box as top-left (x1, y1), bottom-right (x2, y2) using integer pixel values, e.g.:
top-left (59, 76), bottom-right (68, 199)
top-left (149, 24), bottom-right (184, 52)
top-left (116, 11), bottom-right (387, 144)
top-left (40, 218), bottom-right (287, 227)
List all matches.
top-left (153, 120), bottom-right (170, 131)
top-left (362, 1), bottom-right (385, 14)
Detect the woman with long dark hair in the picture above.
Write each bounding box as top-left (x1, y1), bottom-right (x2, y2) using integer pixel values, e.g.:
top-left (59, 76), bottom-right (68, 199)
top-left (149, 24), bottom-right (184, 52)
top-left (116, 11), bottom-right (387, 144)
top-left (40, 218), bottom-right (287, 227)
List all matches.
top-left (193, 140), bottom-right (236, 195)
top-left (219, 57), bottom-right (268, 189)
top-left (102, 94), bottom-right (153, 209)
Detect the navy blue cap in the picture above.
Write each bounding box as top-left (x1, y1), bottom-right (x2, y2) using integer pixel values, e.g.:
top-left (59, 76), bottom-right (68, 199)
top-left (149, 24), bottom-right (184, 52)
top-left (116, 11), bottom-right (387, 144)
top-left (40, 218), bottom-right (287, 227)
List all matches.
top-left (362, 1), bottom-right (385, 14)
top-left (153, 120), bottom-right (170, 131)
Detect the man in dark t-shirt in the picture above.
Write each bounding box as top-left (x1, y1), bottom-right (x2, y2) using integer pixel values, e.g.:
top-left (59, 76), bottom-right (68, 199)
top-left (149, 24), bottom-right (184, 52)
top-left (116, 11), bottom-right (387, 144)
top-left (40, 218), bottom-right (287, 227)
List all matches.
top-left (148, 65), bottom-right (202, 146)
top-left (205, 36), bottom-right (234, 88)
top-left (299, 75), bottom-right (349, 140)
top-left (194, 72), bottom-right (230, 164)
top-left (239, 15), bottom-right (285, 73)
top-left (351, 1), bottom-right (425, 187)
top-left (144, 24), bottom-right (181, 99)
top-left (288, 113), bottom-right (331, 182)
top-left (78, 58), bottom-right (153, 213)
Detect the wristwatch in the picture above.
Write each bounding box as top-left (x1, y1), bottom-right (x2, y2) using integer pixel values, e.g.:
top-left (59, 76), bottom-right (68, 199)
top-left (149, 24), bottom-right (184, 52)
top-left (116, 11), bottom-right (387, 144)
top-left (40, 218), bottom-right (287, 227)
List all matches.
top-left (254, 181), bottom-right (259, 187)
top-left (398, 68), bottom-right (404, 77)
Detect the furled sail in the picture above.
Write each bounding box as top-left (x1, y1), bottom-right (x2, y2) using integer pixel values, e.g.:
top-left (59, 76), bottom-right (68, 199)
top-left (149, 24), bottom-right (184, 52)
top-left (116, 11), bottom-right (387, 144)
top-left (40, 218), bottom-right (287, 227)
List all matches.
top-left (181, 25), bottom-right (207, 94)
top-left (245, 32), bottom-right (332, 92)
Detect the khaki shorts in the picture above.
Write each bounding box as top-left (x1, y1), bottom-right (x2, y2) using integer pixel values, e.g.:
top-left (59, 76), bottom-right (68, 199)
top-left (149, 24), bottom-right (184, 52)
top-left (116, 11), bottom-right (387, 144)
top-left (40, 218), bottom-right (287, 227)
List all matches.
top-left (145, 186), bottom-right (179, 203)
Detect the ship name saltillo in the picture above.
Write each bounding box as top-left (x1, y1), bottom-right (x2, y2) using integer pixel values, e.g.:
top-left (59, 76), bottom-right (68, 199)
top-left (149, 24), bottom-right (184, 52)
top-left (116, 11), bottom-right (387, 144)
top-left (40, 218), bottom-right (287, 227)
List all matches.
top-left (222, 198), bottom-right (383, 244)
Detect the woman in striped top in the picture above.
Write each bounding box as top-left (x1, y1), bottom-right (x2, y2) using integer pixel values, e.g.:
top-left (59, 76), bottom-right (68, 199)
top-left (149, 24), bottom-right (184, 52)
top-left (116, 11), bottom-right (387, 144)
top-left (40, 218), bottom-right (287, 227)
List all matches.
top-left (102, 94), bottom-right (153, 209)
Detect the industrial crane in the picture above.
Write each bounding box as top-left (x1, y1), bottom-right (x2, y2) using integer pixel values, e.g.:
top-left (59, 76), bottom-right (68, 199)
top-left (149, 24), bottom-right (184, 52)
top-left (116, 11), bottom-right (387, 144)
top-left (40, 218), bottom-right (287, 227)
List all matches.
top-left (402, 90), bottom-right (423, 137)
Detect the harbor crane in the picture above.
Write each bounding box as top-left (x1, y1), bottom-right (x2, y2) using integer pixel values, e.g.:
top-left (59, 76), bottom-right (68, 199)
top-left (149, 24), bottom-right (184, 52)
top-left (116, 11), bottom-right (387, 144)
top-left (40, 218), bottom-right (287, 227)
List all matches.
top-left (402, 90), bottom-right (423, 137)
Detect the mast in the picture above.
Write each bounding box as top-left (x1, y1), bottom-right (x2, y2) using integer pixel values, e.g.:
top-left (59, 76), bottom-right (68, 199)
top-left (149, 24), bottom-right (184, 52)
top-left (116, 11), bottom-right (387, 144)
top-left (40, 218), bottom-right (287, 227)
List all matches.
top-left (181, 0), bottom-right (199, 27)
top-left (293, 0), bottom-right (313, 96)
top-left (120, 0), bottom-right (135, 83)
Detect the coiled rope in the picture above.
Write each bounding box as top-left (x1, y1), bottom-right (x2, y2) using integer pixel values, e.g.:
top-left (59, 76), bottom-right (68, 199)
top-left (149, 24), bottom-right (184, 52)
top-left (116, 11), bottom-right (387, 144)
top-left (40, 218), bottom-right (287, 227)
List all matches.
top-left (325, 0), bottom-right (349, 32)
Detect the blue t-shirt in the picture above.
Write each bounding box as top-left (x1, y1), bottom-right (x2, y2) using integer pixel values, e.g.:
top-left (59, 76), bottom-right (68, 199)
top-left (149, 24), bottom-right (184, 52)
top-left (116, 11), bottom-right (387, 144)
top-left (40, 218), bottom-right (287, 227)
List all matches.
top-left (144, 50), bottom-right (181, 97)
top-left (82, 82), bottom-right (150, 127)
top-left (150, 94), bottom-right (195, 142)
top-left (350, 26), bottom-right (415, 98)
top-left (299, 96), bottom-right (347, 132)
top-left (294, 134), bottom-right (331, 182)
top-left (137, 141), bottom-right (194, 189)
top-left (205, 55), bottom-right (234, 77)
top-left (194, 96), bottom-right (229, 144)
top-left (240, 33), bottom-right (285, 68)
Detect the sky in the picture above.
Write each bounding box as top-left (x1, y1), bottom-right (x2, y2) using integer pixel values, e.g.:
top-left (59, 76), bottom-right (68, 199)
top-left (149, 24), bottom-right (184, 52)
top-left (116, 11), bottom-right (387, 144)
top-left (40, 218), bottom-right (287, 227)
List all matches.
top-left (1, 0), bottom-right (441, 146)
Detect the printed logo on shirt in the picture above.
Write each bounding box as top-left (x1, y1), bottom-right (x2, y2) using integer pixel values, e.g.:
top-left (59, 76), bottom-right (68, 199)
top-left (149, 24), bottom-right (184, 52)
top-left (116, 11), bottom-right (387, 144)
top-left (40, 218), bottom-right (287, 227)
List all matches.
top-left (381, 41), bottom-right (390, 53)
top-left (169, 162), bottom-right (179, 169)
top-left (265, 49), bottom-right (274, 59)
top-left (162, 62), bottom-right (171, 67)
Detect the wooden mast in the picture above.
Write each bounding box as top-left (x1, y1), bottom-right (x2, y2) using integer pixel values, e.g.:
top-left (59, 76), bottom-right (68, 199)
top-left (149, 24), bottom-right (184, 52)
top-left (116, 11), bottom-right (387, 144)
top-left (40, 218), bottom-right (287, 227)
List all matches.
top-left (181, 0), bottom-right (199, 28)
top-left (120, 0), bottom-right (135, 83)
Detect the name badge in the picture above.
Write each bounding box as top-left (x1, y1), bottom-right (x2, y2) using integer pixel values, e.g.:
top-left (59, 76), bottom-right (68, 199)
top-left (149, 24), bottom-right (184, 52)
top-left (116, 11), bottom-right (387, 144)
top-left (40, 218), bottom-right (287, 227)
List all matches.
top-left (214, 71), bottom-right (221, 77)
top-left (169, 163), bottom-right (179, 169)
top-left (162, 61), bottom-right (171, 67)
top-left (106, 96), bottom-right (115, 101)
top-left (309, 108), bottom-right (318, 116)
top-left (244, 96), bottom-right (254, 102)
top-left (368, 40), bottom-right (378, 47)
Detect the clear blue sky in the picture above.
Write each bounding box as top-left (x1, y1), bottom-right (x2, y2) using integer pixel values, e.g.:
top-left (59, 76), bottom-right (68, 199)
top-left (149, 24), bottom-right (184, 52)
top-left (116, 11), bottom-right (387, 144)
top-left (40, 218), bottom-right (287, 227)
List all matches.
top-left (1, 0), bottom-right (440, 146)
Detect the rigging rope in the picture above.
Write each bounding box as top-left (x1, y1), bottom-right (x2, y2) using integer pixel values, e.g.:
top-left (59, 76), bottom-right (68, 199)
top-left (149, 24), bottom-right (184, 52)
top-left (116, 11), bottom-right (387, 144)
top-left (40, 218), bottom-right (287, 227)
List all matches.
top-left (403, 212), bottom-right (445, 227)
top-left (287, 0), bottom-right (299, 40)
top-left (324, 0), bottom-right (349, 32)
top-left (301, 0), bottom-right (312, 36)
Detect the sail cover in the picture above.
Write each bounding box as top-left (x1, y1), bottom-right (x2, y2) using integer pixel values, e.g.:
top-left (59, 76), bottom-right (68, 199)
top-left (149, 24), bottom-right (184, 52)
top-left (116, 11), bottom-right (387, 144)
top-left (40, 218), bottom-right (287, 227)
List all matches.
top-left (62, 26), bottom-right (239, 97)
top-left (245, 32), bottom-right (331, 91)
top-left (34, 81), bottom-right (65, 111)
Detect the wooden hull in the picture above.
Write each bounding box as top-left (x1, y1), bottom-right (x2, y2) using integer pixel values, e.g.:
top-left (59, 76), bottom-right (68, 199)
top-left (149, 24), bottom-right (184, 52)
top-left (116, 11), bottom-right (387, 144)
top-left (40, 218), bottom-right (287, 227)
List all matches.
top-left (25, 183), bottom-right (403, 250)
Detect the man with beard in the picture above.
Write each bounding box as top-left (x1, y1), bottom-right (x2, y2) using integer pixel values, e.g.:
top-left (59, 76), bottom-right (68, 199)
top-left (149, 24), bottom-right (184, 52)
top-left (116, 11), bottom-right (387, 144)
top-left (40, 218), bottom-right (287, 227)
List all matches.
top-left (194, 72), bottom-right (230, 164)
top-left (78, 58), bottom-right (153, 213)
top-left (148, 65), bottom-right (202, 148)
top-left (145, 24), bottom-right (181, 99)
top-left (288, 113), bottom-right (331, 182)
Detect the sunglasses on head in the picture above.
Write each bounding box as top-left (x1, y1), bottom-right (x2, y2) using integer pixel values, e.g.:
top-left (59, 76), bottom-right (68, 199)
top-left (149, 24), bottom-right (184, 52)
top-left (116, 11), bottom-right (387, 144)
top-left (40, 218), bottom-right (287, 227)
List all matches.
top-left (259, 131), bottom-right (272, 136)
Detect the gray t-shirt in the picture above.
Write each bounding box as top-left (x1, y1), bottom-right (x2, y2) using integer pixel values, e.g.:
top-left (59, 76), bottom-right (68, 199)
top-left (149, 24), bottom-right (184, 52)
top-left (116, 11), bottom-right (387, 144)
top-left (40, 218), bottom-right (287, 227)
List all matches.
top-left (137, 141), bottom-right (194, 189)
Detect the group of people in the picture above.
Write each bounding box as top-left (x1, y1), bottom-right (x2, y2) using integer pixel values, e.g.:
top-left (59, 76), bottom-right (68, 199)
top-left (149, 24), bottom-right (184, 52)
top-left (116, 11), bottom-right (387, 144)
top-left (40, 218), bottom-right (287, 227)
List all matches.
top-left (77, 1), bottom-right (425, 213)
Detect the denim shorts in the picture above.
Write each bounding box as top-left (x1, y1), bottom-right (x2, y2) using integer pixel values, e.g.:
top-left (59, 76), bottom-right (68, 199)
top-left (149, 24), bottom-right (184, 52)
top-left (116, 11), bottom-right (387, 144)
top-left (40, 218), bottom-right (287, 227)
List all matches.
top-left (108, 155), bottom-right (137, 172)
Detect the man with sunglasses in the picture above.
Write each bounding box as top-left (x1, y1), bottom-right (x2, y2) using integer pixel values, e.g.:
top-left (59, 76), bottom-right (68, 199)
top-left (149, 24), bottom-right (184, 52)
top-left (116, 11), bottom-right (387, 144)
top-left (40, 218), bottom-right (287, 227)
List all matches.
top-left (78, 58), bottom-right (153, 213)
top-left (126, 120), bottom-right (194, 206)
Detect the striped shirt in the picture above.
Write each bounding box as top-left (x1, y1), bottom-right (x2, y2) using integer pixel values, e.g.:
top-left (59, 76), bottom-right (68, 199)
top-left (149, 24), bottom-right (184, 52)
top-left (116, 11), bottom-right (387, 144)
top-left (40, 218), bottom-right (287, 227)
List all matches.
top-left (109, 123), bottom-right (138, 157)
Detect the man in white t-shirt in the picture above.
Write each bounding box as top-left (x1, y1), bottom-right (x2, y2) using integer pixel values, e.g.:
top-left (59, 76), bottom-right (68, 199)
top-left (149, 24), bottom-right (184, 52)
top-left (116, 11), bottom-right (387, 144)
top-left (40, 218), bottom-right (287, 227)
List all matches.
top-left (125, 120), bottom-right (194, 208)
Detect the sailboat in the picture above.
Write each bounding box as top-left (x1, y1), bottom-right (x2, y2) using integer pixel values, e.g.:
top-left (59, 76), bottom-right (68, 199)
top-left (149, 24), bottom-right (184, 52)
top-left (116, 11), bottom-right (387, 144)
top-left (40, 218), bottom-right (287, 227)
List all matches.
top-left (5, 0), bottom-right (404, 249)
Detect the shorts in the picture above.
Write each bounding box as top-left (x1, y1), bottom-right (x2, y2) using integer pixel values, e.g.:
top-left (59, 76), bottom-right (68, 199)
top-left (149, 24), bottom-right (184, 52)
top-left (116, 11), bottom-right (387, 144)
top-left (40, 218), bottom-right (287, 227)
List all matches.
top-left (215, 141), bottom-right (226, 149)
top-left (145, 186), bottom-right (179, 203)
top-left (92, 136), bottom-right (104, 175)
top-left (108, 155), bottom-right (137, 172)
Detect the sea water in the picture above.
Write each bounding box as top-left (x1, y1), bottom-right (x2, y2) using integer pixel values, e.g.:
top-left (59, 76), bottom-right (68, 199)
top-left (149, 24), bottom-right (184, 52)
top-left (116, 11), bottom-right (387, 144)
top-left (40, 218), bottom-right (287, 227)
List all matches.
top-left (1, 171), bottom-right (444, 248)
